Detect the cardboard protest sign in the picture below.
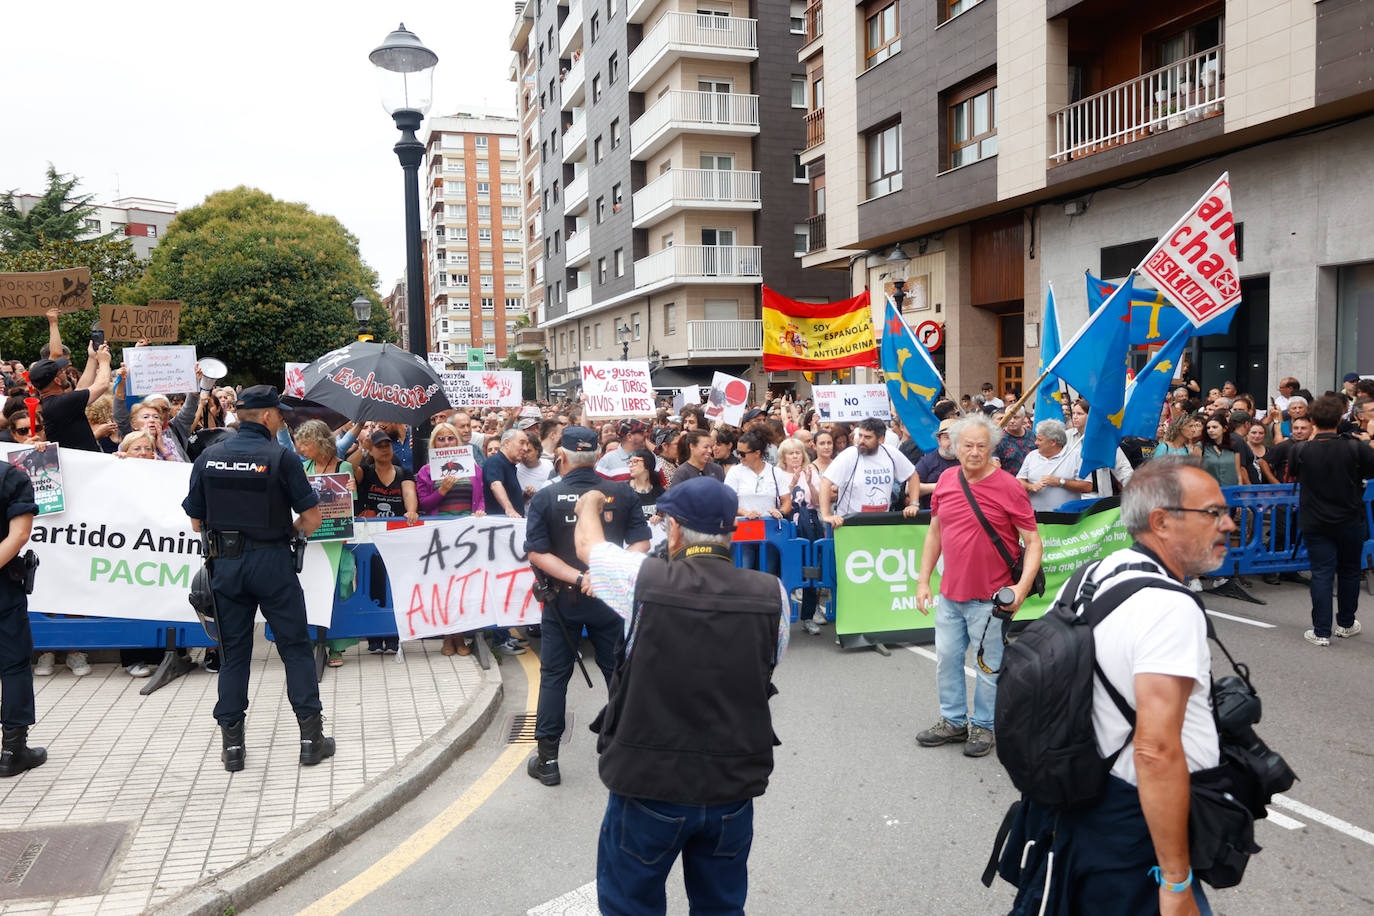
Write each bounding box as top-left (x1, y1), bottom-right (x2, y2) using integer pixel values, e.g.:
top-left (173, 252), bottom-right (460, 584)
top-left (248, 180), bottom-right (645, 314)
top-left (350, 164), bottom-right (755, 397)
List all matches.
top-left (441, 370), bottom-right (523, 408)
top-left (125, 345), bottom-right (198, 395)
top-left (370, 516), bottom-right (539, 640)
top-left (704, 371), bottom-right (750, 426)
top-left (1139, 172), bottom-right (1241, 326)
top-left (99, 301), bottom-right (181, 342)
top-left (308, 473), bottom-right (355, 541)
top-left (5, 446), bottom-right (64, 515)
top-left (0, 268), bottom-right (93, 317)
top-left (428, 445), bottom-right (476, 480)
top-left (813, 384), bottom-right (891, 422)
top-left (284, 362), bottom-right (309, 399)
top-left (581, 361), bottom-right (654, 418)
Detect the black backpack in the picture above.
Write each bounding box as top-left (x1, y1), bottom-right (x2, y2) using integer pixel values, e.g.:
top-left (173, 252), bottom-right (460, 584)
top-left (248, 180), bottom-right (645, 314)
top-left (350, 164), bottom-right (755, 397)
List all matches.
top-left (994, 559), bottom-right (1200, 811)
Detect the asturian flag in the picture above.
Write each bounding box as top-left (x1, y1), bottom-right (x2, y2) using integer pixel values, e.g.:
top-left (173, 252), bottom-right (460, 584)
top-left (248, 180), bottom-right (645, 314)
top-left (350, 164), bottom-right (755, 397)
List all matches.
top-left (1035, 284), bottom-right (1065, 425)
top-left (1086, 273), bottom-right (1233, 345)
top-left (1120, 322), bottom-right (1193, 440)
top-left (880, 296), bottom-right (942, 451)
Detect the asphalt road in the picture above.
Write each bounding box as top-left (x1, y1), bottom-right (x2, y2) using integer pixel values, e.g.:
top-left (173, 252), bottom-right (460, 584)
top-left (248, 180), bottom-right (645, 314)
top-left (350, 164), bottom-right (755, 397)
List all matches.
top-left (251, 575), bottom-right (1374, 915)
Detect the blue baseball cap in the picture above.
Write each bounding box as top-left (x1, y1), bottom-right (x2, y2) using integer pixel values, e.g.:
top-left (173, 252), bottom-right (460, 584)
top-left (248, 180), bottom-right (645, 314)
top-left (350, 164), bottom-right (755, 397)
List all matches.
top-left (236, 385), bottom-right (289, 410)
top-left (560, 426), bottom-right (599, 452)
top-left (656, 477), bottom-right (738, 535)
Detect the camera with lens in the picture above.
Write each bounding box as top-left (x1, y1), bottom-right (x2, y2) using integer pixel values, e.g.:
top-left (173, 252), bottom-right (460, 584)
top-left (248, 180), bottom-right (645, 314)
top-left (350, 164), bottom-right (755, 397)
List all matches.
top-left (990, 585), bottom-right (1017, 620)
top-left (1211, 670), bottom-right (1297, 818)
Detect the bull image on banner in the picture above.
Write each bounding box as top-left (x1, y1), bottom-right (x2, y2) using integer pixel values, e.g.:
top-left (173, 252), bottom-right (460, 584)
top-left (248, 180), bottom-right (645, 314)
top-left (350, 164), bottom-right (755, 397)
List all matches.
top-left (762, 286), bottom-right (879, 371)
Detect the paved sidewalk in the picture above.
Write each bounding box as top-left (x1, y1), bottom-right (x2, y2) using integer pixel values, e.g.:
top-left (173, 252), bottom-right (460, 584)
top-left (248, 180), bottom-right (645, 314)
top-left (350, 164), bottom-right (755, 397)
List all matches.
top-left (0, 630), bottom-right (502, 915)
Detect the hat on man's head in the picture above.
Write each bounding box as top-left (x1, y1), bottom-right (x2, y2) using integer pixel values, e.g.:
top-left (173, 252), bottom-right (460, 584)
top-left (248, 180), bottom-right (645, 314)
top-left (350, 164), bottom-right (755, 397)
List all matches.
top-left (560, 426), bottom-right (599, 452)
top-left (656, 476), bottom-right (737, 535)
top-left (618, 418), bottom-right (649, 437)
top-left (1229, 410), bottom-right (1253, 426)
top-left (741, 408), bottom-right (765, 424)
top-left (517, 416), bottom-right (540, 431)
top-left (1344, 372), bottom-right (1361, 384)
top-left (370, 429), bottom-right (398, 446)
top-left (27, 358), bottom-right (69, 391)
top-left (937, 418), bottom-right (956, 436)
top-left (236, 385), bottom-right (289, 411)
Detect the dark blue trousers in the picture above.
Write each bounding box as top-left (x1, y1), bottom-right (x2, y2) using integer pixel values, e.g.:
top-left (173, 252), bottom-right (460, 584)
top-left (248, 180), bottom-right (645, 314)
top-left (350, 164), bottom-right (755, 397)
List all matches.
top-left (1306, 524), bottom-right (1366, 638)
top-left (211, 545), bottom-right (321, 726)
top-left (534, 590), bottom-right (621, 742)
top-left (0, 583), bottom-right (35, 728)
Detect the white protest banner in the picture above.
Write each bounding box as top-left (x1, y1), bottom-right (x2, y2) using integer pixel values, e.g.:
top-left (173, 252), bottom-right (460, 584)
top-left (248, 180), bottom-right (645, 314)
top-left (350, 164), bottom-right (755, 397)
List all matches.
top-left (812, 384), bottom-right (891, 422)
top-left (370, 516), bottom-right (539, 640)
top-left (581, 361), bottom-right (654, 418)
top-left (428, 445), bottom-right (476, 480)
top-left (3, 448), bottom-right (334, 625)
top-left (703, 371), bottom-right (750, 427)
top-left (1139, 172), bottom-right (1241, 326)
top-left (441, 370), bottom-right (523, 408)
top-left (284, 362), bottom-right (309, 399)
top-left (428, 352), bottom-right (446, 372)
top-left (125, 345), bottom-right (198, 395)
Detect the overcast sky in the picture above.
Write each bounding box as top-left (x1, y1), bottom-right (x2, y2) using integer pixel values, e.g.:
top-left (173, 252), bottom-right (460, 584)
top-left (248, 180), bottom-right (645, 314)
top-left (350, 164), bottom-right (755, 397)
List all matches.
top-left (0, 1), bottom-right (518, 293)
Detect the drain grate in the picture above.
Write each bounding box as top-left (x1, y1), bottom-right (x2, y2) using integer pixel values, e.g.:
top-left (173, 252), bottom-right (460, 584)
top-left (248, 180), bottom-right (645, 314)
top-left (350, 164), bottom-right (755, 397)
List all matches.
top-left (0, 822), bottom-right (130, 901)
top-left (505, 712), bottom-right (572, 745)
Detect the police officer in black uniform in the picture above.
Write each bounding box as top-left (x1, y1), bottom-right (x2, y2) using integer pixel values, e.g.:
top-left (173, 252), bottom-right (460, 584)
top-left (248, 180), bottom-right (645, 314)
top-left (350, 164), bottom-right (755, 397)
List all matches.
top-left (524, 426), bottom-right (650, 786)
top-left (0, 458), bottom-right (44, 777)
top-left (182, 386), bottom-right (333, 772)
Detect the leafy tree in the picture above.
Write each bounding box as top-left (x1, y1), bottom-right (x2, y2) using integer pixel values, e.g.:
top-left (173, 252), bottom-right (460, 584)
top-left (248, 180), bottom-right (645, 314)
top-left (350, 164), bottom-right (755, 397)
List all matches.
top-left (0, 166), bottom-right (104, 253)
top-left (500, 354), bottom-right (540, 401)
top-left (121, 187), bottom-right (393, 386)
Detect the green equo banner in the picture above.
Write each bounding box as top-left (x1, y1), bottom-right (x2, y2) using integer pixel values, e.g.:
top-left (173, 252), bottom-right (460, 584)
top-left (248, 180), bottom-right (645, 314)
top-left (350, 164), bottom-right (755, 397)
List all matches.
top-left (835, 500), bottom-right (1130, 637)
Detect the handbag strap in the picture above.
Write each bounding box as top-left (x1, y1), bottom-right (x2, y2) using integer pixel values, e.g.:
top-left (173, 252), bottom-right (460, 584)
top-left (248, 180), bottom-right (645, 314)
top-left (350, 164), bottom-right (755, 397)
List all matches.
top-left (958, 469), bottom-right (1018, 577)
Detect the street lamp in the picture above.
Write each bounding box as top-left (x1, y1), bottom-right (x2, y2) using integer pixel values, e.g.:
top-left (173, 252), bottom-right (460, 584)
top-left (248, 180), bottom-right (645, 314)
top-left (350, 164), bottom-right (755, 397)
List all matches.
top-left (617, 322), bottom-right (631, 360)
top-left (352, 295), bottom-right (374, 342)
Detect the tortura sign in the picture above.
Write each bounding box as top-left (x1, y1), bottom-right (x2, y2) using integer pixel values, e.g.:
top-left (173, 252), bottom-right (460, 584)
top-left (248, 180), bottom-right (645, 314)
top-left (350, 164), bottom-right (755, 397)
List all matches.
top-left (99, 301), bottom-right (182, 342)
top-left (0, 268), bottom-right (94, 316)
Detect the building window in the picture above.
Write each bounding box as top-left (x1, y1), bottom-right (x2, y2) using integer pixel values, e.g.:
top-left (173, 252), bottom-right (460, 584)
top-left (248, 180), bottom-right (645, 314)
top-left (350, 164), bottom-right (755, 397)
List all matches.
top-left (437, 273), bottom-right (448, 287)
top-left (610, 119), bottom-right (621, 147)
top-left (791, 77), bottom-right (805, 108)
top-left (945, 0), bottom-right (985, 21)
top-left (598, 257), bottom-right (608, 284)
top-left (475, 136), bottom-right (488, 149)
top-left (476, 161), bottom-right (489, 177)
top-left (446, 203), bottom-right (466, 218)
top-left (664, 303), bottom-right (676, 334)
top-left (609, 53), bottom-right (619, 84)
top-left (584, 326), bottom-right (592, 348)
top-left (503, 228), bottom-right (520, 242)
top-left (592, 74), bottom-right (602, 103)
top-left (477, 182), bottom-right (491, 197)
top-left (594, 137), bottom-right (604, 163)
top-left (478, 228), bottom-right (493, 242)
top-left (793, 153), bottom-right (807, 182)
top-left (499, 136), bottom-right (518, 152)
top-left (502, 205), bottom-right (519, 220)
top-left (451, 227), bottom-right (467, 240)
top-left (596, 196), bottom-right (606, 224)
top-left (453, 273), bottom-right (470, 287)
top-left (591, 11), bottom-right (600, 41)
top-left (505, 297), bottom-right (522, 310)
top-left (865, 1), bottom-right (900, 69)
top-left (612, 183), bottom-right (623, 210)
top-left (501, 183), bottom-right (518, 197)
top-left (478, 205), bottom-right (492, 221)
top-left (865, 121), bottom-right (902, 198)
top-left (481, 297), bottom-right (496, 311)
top-left (594, 323), bottom-right (603, 347)
top-left (631, 311), bottom-right (641, 340)
top-left (947, 76), bottom-right (998, 169)
top-left (614, 248), bottom-right (625, 277)
top-left (794, 224), bottom-right (809, 256)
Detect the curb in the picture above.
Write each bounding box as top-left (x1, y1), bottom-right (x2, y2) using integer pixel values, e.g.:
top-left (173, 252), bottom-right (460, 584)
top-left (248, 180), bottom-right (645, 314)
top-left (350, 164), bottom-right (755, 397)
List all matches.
top-left (149, 657), bottom-right (505, 916)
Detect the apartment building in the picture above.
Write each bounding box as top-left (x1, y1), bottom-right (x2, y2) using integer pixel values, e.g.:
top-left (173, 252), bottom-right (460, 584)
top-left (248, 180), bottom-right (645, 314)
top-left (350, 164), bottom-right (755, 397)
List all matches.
top-left (513, 0), bottom-right (847, 397)
top-left (10, 194), bottom-right (176, 260)
top-left (422, 112), bottom-right (526, 368)
top-left (510, 3), bottom-right (551, 392)
top-left (383, 276), bottom-right (410, 350)
top-left (801, 0), bottom-right (1374, 400)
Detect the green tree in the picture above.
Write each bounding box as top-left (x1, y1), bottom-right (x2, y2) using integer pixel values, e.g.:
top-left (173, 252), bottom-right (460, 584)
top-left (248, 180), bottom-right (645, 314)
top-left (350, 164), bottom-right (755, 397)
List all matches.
top-left (0, 234), bottom-right (145, 365)
top-left (121, 187), bottom-right (393, 386)
top-left (0, 166), bottom-right (104, 252)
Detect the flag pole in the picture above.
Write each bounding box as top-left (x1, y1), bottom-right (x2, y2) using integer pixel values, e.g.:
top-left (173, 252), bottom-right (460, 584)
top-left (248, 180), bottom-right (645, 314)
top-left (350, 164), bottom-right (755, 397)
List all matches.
top-left (999, 369), bottom-right (1051, 427)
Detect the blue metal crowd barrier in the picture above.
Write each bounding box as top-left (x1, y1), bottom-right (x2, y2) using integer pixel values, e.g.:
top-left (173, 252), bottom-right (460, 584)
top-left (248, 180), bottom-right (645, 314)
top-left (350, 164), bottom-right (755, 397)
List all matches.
top-left (1207, 484), bottom-right (1307, 577)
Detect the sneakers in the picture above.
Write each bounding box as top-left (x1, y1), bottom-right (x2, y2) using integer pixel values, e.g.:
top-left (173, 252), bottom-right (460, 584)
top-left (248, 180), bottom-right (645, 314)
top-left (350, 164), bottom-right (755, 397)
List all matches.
top-left (495, 637), bottom-right (527, 655)
top-left (1335, 620), bottom-right (1362, 638)
top-left (326, 650), bottom-right (345, 668)
top-left (66, 652), bottom-right (91, 677)
top-left (33, 653), bottom-right (55, 677)
top-left (916, 717), bottom-right (968, 747)
top-left (811, 608), bottom-right (828, 626)
top-left (1304, 629), bottom-right (1331, 647)
top-left (802, 620), bottom-right (821, 635)
top-left (203, 650), bottom-right (221, 673)
top-left (126, 663), bottom-right (153, 678)
top-left (964, 725), bottom-right (996, 758)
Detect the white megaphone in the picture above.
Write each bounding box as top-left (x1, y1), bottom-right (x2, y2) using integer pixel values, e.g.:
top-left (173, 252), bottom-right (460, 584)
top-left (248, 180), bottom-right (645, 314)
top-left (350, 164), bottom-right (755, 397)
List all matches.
top-left (199, 357), bottom-right (228, 394)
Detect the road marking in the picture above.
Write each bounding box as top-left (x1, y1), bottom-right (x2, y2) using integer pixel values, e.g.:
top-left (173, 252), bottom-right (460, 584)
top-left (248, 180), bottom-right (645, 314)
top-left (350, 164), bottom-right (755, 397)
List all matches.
top-left (1264, 809), bottom-right (1305, 830)
top-left (1205, 609), bottom-right (1275, 628)
top-left (905, 644), bottom-right (977, 679)
top-left (528, 879), bottom-right (599, 915)
top-left (299, 650), bottom-right (541, 916)
top-left (1272, 795), bottom-right (1374, 847)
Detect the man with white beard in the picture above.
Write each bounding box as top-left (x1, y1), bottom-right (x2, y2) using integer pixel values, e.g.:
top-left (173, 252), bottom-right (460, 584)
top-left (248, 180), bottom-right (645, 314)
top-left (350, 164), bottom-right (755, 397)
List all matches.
top-left (912, 418), bottom-right (961, 509)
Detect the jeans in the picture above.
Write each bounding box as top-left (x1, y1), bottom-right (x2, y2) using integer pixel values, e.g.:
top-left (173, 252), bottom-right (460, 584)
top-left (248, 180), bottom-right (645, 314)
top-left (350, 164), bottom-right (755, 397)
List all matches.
top-left (1307, 525), bottom-right (1366, 638)
top-left (535, 591), bottom-right (622, 742)
top-left (935, 596), bottom-right (1001, 731)
top-left (597, 792), bottom-right (753, 916)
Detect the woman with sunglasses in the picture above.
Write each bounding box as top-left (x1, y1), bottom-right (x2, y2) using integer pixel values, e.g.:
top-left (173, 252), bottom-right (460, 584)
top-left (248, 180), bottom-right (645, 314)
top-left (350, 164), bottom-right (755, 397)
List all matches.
top-left (415, 423), bottom-right (488, 656)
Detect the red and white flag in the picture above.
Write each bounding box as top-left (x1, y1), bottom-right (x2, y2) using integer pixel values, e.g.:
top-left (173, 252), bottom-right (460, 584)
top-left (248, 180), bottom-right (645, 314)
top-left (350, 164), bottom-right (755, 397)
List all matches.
top-left (1139, 172), bottom-right (1241, 327)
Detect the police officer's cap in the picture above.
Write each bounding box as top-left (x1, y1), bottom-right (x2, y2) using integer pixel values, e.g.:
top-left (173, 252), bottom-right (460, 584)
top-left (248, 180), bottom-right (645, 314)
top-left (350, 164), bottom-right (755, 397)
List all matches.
top-left (560, 426), bottom-right (598, 452)
top-left (236, 385), bottom-right (289, 410)
top-left (656, 477), bottom-right (738, 535)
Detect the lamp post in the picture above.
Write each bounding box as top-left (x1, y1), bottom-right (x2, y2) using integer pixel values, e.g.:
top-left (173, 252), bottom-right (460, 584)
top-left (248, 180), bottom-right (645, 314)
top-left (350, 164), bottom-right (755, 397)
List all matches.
top-left (617, 322), bottom-right (631, 360)
top-left (352, 295), bottom-right (374, 342)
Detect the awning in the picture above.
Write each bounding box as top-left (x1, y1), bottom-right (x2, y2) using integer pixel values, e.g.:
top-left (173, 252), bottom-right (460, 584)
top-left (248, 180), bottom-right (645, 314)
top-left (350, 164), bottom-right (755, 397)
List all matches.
top-left (650, 366), bottom-right (718, 389)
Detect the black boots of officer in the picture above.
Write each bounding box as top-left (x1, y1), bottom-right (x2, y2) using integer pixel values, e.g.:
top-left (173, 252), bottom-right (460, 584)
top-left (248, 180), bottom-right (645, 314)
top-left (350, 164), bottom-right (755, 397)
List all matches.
top-left (0, 726), bottom-right (46, 777)
top-left (298, 713), bottom-right (335, 766)
top-left (221, 719), bottom-right (246, 772)
top-left (527, 737), bottom-right (560, 786)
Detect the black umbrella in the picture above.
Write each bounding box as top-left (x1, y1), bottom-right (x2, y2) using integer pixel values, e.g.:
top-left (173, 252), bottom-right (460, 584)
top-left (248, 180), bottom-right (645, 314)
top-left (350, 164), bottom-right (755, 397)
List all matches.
top-left (298, 342), bottom-right (452, 425)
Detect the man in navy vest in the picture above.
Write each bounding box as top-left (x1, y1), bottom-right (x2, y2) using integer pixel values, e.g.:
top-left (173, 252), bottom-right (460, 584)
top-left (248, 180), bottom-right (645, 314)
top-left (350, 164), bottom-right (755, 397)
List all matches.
top-left (576, 477), bottom-right (790, 915)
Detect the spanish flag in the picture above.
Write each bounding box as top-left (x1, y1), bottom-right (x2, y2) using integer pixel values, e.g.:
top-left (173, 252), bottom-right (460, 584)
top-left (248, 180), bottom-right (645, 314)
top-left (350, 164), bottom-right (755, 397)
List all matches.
top-left (761, 286), bottom-right (879, 372)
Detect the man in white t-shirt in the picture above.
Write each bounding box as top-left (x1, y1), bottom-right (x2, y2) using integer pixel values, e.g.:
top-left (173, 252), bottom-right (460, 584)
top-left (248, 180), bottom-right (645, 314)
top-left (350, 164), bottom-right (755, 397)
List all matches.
top-left (723, 431), bottom-right (792, 519)
top-left (1016, 419), bottom-right (1091, 511)
top-left (819, 417), bottom-right (917, 526)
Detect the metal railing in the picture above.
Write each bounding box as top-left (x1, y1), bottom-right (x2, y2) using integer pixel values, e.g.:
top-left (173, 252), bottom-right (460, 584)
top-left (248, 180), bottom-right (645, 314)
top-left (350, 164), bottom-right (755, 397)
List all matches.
top-left (632, 168), bottom-right (761, 219)
top-left (804, 1), bottom-right (823, 44)
top-left (804, 108), bottom-right (825, 150)
top-left (629, 12), bottom-right (758, 85)
top-left (687, 319), bottom-right (763, 353)
top-left (805, 214), bottom-right (826, 253)
top-left (632, 90), bottom-right (760, 147)
top-left (1053, 45), bottom-right (1224, 162)
top-left (634, 244), bottom-right (763, 286)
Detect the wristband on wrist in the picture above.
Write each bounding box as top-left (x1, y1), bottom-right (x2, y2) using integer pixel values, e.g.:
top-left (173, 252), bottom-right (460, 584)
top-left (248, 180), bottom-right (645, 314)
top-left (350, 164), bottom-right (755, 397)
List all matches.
top-left (575, 573), bottom-right (585, 589)
top-left (1148, 866), bottom-right (1192, 892)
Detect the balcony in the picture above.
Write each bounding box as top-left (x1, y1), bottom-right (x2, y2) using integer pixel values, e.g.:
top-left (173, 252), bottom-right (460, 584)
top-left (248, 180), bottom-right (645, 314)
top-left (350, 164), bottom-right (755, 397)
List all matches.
top-left (562, 114), bottom-right (587, 162)
top-left (566, 229), bottom-right (592, 267)
top-left (1053, 45), bottom-right (1224, 164)
top-left (565, 170), bottom-right (590, 214)
top-left (803, 108), bottom-right (824, 151)
top-left (626, 0), bottom-right (655, 24)
top-left (805, 214), bottom-right (826, 253)
top-left (630, 90), bottom-right (760, 161)
top-left (513, 326), bottom-right (547, 359)
top-left (633, 244), bottom-right (763, 290)
top-left (629, 12), bottom-right (758, 92)
top-left (686, 319), bottom-right (763, 356)
top-left (561, 54), bottom-right (585, 109)
top-left (567, 283), bottom-right (592, 312)
top-left (559, 0), bottom-right (583, 57)
top-left (632, 168), bottom-right (761, 228)
top-left (804, 1), bottom-right (823, 45)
